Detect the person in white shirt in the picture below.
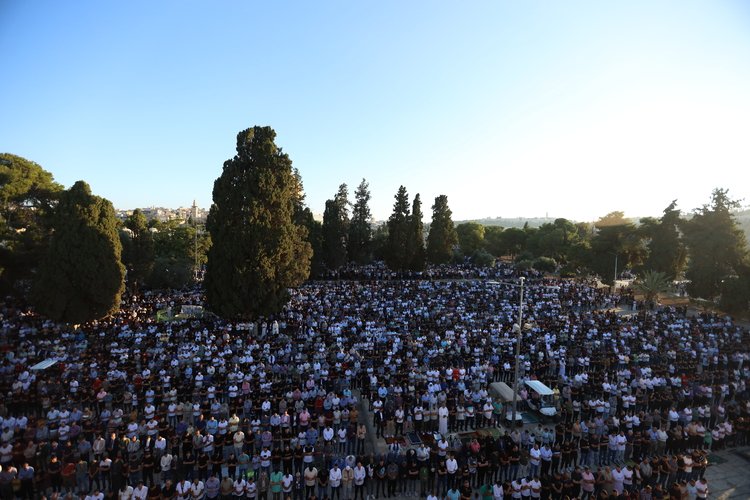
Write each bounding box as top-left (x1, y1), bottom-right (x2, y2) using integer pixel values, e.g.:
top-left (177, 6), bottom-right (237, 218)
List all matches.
top-left (622, 465), bottom-right (633, 493)
top-left (329, 464), bottom-right (342, 499)
top-left (511, 479), bottom-right (522, 499)
top-left (353, 461), bottom-right (366, 497)
top-left (118, 483), bottom-right (134, 500)
top-left (493, 480), bottom-right (504, 499)
top-left (85, 490), bottom-right (105, 500)
top-left (132, 481), bottom-right (148, 500)
top-left (520, 477), bottom-right (531, 498)
top-left (528, 444), bottom-right (541, 478)
top-left (446, 454), bottom-right (458, 488)
top-left (160, 453), bottom-right (174, 482)
top-left (190, 478), bottom-right (205, 499)
top-left (323, 426), bottom-right (335, 443)
top-left (695, 478), bottom-right (708, 499)
top-left (529, 477), bottom-right (541, 498)
top-left (232, 477), bottom-right (247, 498)
top-left (611, 466), bottom-right (625, 494)
top-left (176, 478), bottom-right (192, 500)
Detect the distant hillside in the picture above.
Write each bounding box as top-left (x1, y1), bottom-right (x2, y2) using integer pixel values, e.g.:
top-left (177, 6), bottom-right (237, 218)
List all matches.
top-left (455, 212), bottom-right (750, 242)
top-left (457, 217), bottom-right (561, 228)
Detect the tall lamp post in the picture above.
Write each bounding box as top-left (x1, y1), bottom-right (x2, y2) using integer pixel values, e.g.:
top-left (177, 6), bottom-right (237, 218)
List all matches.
top-left (511, 277), bottom-right (524, 426)
top-left (192, 200), bottom-right (199, 280)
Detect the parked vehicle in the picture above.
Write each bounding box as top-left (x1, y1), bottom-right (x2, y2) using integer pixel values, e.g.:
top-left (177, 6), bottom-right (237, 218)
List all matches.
top-left (524, 380), bottom-right (558, 418)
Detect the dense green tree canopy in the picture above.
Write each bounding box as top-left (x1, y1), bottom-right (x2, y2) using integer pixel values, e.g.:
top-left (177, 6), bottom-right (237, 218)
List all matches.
top-left (504, 227), bottom-right (529, 257)
top-left (205, 126), bottom-right (312, 320)
top-left (683, 188), bottom-right (748, 300)
top-left (525, 218), bottom-right (580, 263)
top-left (0, 153), bottom-right (62, 218)
top-left (385, 186), bottom-right (412, 271)
top-left (408, 194), bottom-right (426, 271)
top-left (348, 179), bottom-right (372, 264)
top-left (426, 195), bottom-right (458, 265)
top-left (33, 181), bottom-right (125, 323)
top-left (322, 183), bottom-right (350, 269)
top-left (295, 205), bottom-right (324, 276)
top-left (640, 201), bottom-right (687, 279)
top-left (120, 209), bottom-right (155, 291)
top-left (0, 153), bottom-right (63, 293)
top-left (589, 211), bottom-right (645, 284)
top-left (456, 222), bottom-right (485, 256)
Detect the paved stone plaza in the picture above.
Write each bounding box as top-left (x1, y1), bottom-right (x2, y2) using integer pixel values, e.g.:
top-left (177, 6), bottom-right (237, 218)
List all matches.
top-left (707, 447), bottom-right (750, 499)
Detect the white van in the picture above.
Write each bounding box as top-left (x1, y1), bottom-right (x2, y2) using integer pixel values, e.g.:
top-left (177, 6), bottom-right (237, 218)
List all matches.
top-left (524, 380), bottom-right (558, 418)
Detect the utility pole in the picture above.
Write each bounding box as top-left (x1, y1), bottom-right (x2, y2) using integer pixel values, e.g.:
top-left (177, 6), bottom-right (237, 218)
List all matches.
top-left (614, 253), bottom-right (618, 290)
top-left (511, 276), bottom-right (525, 426)
top-left (192, 200), bottom-right (198, 280)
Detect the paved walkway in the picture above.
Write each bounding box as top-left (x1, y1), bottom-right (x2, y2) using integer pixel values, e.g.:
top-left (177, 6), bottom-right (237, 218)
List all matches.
top-left (707, 447), bottom-right (750, 499)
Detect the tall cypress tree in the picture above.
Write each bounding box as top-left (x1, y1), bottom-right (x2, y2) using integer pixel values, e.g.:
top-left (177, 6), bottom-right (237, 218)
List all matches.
top-left (385, 186), bottom-right (411, 270)
top-left (205, 126), bottom-right (312, 319)
top-left (348, 178), bottom-right (372, 264)
top-left (641, 200), bottom-right (687, 279)
top-left (408, 193), bottom-right (426, 271)
top-left (321, 183), bottom-right (349, 269)
top-left (426, 194), bottom-right (458, 264)
top-left (33, 181), bottom-right (125, 323)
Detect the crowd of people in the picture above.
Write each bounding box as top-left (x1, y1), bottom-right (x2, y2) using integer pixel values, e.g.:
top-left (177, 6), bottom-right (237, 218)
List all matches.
top-left (0, 262), bottom-right (748, 500)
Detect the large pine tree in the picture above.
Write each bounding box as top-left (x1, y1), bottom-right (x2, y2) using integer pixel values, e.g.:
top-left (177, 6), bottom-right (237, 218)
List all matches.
top-left (348, 178), bottom-right (372, 264)
top-left (640, 201), bottom-right (687, 279)
top-left (205, 126), bottom-right (312, 319)
top-left (426, 195), bottom-right (457, 264)
top-left (33, 181), bottom-right (125, 323)
top-left (0, 153), bottom-right (63, 294)
top-left (683, 188), bottom-right (748, 300)
top-left (321, 183), bottom-right (350, 269)
top-left (408, 193), bottom-right (426, 271)
top-left (385, 186), bottom-right (411, 270)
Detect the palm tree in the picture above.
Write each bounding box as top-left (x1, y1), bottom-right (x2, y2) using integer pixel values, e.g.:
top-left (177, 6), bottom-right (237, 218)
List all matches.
top-left (632, 270), bottom-right (672, 308)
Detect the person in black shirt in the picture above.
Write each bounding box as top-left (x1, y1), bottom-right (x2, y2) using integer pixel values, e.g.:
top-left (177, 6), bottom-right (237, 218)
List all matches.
top-left (161, 478), bottom-right (177, 499)
top-left (459, 479), bottom-right (473, 500)
top-left (540, 474), bottom-right (552, 500)
top-left (599, 435), bottom-right (609, 466)
top-left (407, 460), bottom-right (419, 496)
top-left (562, 471), bottom-right (575, 498)
top-left (550, 442), bottom-right (561, 475)
top-left (197, 451), bottom-right (210, 481)
top-left (182, 451), bottom-right (195, 481)
top-left (212, 449), bottom-right (224, 477)
top-left (580, 436), bottom-right (590, 468)
top-left (570, 466), bottom-right (582, 498)
top-left (282, 446), bottom-right (293, 474)
top-left (561, 441), bottom-right (572, 471)
top-left (142, 451), bottom-right (155, 487)
top-left (509, 447), bottom-right (521, 481)
top-left (551, 472), bottom-right (563, 498)
top-left (227, 453), bottom-right (238, 479)
top-left (48, 456), bottom-right (63, 493)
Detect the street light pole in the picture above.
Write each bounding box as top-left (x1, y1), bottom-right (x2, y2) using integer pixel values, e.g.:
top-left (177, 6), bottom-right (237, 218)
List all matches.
top-left (511, 276), bottom-right (525, 426)
top-left (192, 200), bottom-right (198, 280)
top-left (613, 253), bottom-right (618, 289)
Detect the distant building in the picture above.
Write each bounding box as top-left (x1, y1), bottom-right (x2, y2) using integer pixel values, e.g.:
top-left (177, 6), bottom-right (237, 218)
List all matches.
top-left (115, 205), bottom-right (208, 223)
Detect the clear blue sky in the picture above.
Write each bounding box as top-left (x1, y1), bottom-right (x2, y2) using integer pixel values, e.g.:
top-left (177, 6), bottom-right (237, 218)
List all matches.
top-left (2, 1), bottom-right (749, 221)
